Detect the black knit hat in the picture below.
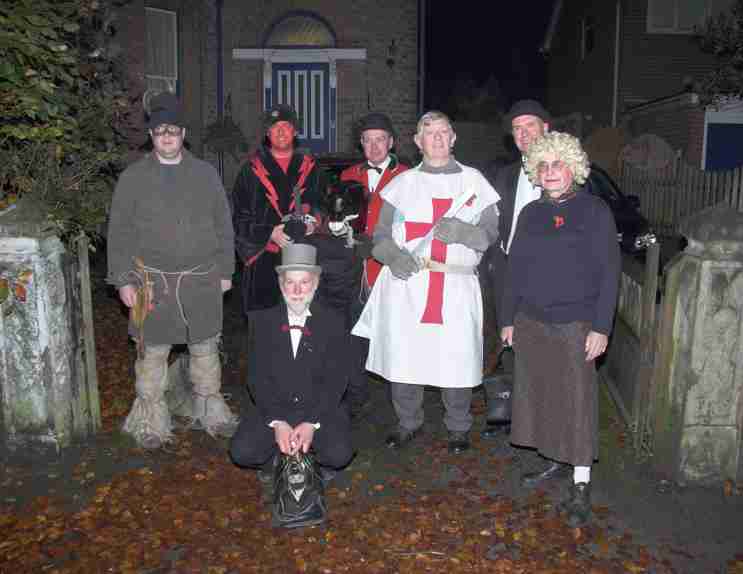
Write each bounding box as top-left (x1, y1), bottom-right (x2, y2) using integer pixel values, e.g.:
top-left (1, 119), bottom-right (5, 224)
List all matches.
top-left (147, 92), bottom-right (184, 129)
top-left (263, 104), bottom-right (298, 131)
top-left (502, 99), bottom-right (551, 132)
top-left (357, 112), bottom-right (395, 137)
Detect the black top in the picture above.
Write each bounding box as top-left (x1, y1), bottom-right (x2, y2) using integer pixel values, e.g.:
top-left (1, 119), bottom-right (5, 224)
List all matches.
top-left (499, 190), bottom-right (621, 335)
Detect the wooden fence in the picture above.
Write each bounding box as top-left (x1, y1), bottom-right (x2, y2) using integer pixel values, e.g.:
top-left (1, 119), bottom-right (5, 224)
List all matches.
top-left (603, 244), bottom-right (661, 454)
top-left (622, 162), bottom-right (743, 237)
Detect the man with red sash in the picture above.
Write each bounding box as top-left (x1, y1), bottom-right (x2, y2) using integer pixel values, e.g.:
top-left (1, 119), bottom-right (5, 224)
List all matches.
top-left (232, 105), bottom-right (325, 314)
top-left (340, 112), bottom-right (409, 291)
top-left (338, 112), bottom-right (409, 417)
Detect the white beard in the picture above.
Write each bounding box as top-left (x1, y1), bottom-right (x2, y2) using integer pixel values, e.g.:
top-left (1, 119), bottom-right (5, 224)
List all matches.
top-left (283, 289), bottom-right (317, 316)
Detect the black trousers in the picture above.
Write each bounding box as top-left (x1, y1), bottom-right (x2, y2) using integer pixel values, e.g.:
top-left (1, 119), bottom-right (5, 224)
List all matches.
top-left (343, 293), bottom-right (370, 410)
top-left (229, 410), bottom-right (353, 470)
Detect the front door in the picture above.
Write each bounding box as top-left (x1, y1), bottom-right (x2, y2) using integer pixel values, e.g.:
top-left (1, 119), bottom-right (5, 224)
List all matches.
top-left (272, 63), bottom-right (330, 155)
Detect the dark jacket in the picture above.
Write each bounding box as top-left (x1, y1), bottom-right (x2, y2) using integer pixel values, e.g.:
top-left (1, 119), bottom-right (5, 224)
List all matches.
top-left (232, 147), bottom-right (325, 312)
top-left (247, 301), bottom-right (350, 427)
top-left (106, 150), bottom-right (234, 344)
top-left (500, 191), bottom-right (621, 335)
top-left (480, 160), bottom-right (521, 323)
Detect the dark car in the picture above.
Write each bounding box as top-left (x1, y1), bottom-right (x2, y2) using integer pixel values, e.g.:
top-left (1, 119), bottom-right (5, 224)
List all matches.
top-left (585, 163), bottom-right (656, 254)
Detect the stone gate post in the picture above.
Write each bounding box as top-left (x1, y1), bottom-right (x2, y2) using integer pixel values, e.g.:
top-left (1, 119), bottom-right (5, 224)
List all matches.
top-left (653, 205), bottom-right (743, 484)
top-left (0, 211), bottom-right (100, 452)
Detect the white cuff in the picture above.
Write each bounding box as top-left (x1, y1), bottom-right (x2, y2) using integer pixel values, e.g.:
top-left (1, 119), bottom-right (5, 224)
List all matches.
top-left (268, 420), bottom-right (288, 428)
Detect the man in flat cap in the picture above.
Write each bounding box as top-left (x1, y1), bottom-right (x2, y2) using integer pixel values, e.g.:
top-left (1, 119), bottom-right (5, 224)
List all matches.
top-left (229, 243), bottom-right (352, 484)
top-left (479, 100), bottom-right (551, 441)
top-left (232, 104), bottom-right (325, 316)
top-left (337, 112), bottom-right (409, 417)
top-left (107, 91), bottom-right (238, 449)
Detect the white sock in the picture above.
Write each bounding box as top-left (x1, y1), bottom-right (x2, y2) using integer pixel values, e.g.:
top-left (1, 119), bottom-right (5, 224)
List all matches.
top-left (573, 465), bottom-right (591, 484)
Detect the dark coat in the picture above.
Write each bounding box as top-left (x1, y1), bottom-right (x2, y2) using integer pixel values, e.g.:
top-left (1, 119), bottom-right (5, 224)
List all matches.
top-left (480, 161), bottom-right (520, 325)
top-left (247, 301), bottom-right (350, 428)
top-left (232, 147), bottom-right (325, 312)
top-left (106, 150), bottom-right (234, 344)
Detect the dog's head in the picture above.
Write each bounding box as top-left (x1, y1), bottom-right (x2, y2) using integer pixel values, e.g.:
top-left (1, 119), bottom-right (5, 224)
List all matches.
top-left (324, 181), bottom-right (367, 237)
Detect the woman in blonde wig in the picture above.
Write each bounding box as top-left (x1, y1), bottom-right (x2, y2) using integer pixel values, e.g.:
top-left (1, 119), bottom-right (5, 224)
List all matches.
top-left (499, 131), bottom-right (620, 527)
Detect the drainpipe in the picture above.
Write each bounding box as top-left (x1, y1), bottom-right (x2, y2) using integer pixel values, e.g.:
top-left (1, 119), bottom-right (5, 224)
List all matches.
top-left (612, 0), bottom-right (621, 127)
top-left (418, 0), bottom-right (426, 114)
top-left (216, 0), bottom-right (224, 178)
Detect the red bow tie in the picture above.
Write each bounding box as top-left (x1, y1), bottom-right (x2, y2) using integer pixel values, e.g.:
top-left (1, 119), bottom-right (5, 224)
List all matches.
top-left (281, 324), bottom-right (311, 336)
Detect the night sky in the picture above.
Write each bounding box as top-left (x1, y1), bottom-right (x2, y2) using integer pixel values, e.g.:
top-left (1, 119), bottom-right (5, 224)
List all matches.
top-left (424, 1), bottom-right (555, 115)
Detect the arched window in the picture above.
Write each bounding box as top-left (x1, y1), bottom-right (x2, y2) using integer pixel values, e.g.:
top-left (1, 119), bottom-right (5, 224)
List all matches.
top-left (263, 11), bottom-right (336, 48)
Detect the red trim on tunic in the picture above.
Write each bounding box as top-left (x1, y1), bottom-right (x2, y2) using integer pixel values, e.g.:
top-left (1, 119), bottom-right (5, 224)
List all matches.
top-left (403, 198), bottom-right (452, 325)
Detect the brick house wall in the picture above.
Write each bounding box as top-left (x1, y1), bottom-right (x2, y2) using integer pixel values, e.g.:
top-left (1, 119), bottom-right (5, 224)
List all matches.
top-left (119, 0), bottom-right (420, 189)
top-left (618, 0), bottom-right (716, 111)
top-left (546, 1), bottom-right (717, 140)
top-left (222, 0), bottom-right (419, 187)
top-left (545, 0), bottom-right (618, 132)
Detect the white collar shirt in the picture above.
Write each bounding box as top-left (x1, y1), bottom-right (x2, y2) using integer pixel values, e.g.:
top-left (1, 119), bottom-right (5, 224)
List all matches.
top-left (505, 165), bottom-right (542, 254)
top-left (287, 307), bottom-right (312, 358)
top-left (366, 155), bottom-right (392, 194)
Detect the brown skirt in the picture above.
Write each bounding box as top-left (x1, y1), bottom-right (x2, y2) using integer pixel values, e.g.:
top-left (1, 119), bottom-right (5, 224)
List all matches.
top-left (510, 313), bottom-right (598, 466)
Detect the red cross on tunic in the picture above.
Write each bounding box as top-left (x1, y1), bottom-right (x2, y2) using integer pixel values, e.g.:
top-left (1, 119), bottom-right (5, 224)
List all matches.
top-left (404, 198), bottom-right (453, 325)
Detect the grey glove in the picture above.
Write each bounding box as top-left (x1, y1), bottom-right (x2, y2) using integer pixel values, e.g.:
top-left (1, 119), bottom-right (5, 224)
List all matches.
top-left (434, 217), bottom-right (490, 251)
top-left (353, 233), bottom-right (373, 260)
top-left (372, 239), bottom-right (421, 280)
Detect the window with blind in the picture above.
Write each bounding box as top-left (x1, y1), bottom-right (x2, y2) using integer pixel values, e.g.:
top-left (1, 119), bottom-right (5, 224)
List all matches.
top-left (647, 0), bottom-right (734, 34)
top-left (145, 7), bottom-right (178, 93)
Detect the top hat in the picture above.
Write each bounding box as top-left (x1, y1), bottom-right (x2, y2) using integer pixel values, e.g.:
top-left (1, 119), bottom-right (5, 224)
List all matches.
top-left (357, 112), bottom-right (395, 137)
top-left (502, 99), bottom-right (551, 132)
top-left (263, 104), bottom-right (299, 131)
top-left (276, 243), bottom-right (322, 274)
top-left (147, 92), bottom-right (184, 129)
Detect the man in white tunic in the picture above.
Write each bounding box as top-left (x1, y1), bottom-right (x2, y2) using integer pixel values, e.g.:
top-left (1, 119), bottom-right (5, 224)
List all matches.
top-left (352, 111), bottom-right (500, 454)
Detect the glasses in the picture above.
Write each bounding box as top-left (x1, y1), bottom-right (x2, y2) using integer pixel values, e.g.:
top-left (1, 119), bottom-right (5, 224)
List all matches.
top-left (536, 160), bottom-right (567, 173)
top-left (151, 125), bottom-right (183, 137)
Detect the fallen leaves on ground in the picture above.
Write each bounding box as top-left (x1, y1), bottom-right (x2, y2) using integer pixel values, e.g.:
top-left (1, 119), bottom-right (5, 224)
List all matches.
top-left (0, 286), bottom-right (704, 573)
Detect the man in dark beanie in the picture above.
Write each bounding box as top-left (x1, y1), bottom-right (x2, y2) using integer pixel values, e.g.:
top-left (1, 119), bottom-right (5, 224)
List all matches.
top-left (232, 104), bottom-right (325, 315)
top-left (106, 91), bottom-right (238, 449)
top-left (479, 99), bottom-right (551, 443)
top-left (338, 112), bottom-right (409, 417)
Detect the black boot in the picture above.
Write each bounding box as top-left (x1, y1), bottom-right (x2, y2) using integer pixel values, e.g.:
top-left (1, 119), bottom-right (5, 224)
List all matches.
top-left (480, 422), bottom-right (511, 440)
top-left (447, 430), bottom-right (470, 454)
top-left (520, 460), bottom-right (571, 487)
top-left (563, 482), bottom-right (592, 527)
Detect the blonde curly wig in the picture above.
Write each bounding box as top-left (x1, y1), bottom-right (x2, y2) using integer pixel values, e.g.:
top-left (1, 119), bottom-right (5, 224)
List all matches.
top-left (524, 131), bottom-right (590, 187)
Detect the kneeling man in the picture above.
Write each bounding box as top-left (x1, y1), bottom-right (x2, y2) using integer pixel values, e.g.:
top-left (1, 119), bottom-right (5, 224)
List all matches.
top-left (229, 243), bottom-right (353, 483)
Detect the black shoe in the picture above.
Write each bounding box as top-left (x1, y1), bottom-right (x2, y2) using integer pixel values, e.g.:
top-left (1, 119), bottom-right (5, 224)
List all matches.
top-left (447, 430), bottom-right (470, 454)
top-left (563, 482), bottom-right (592, 527)
top-left (520, 460), bottom-right (570, 488)
top-left (480, 423), bottom-right (511, 440)
top-left (385, 427), bottom-right (422, 449)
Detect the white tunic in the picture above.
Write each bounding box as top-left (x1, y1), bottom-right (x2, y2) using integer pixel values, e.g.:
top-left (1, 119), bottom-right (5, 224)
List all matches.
top-left (352, 162), bottom-right (500, 388)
